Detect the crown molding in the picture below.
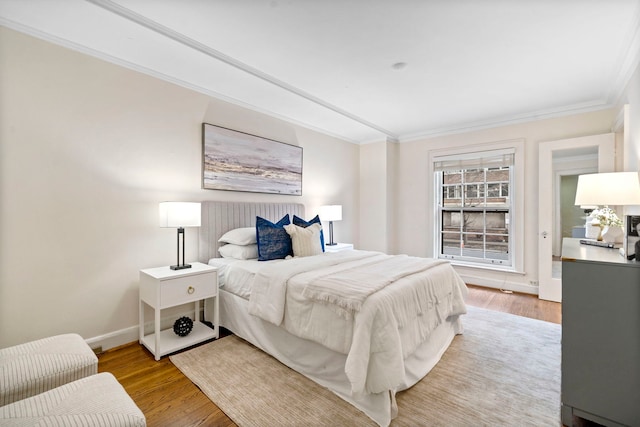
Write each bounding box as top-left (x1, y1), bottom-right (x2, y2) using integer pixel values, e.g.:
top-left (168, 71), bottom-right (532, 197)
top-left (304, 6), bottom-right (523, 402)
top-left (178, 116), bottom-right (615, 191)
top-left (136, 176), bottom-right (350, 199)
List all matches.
top-left (0, 18), bottom-right (376, 145)
top-left (85, 0), bottom-right (398, 141)
top-left (4, 0), bottom-right (638, 146)
top-left (397, 100), bottom-right (614, 143)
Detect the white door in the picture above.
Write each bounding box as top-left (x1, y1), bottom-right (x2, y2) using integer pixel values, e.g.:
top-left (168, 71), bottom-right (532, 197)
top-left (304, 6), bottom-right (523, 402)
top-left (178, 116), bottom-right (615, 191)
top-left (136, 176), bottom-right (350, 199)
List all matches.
top-left (538, 133), bottom-right (615, 302)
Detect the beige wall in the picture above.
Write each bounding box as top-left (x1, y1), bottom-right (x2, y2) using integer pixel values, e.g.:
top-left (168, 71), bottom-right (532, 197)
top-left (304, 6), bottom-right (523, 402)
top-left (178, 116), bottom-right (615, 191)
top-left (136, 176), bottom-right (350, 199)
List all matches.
top-left (3, 23), bottom-right (639, 348)
top-left (392, 110), bottom-right (617, 291)
top-left (358, 140), bottom-right (399, 253)
top-left (0, 27), bottom-right (360, 348)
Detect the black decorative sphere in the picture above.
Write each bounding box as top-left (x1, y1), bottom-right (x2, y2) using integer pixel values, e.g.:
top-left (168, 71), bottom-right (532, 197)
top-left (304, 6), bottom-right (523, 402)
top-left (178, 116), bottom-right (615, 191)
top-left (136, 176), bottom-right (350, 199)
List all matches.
top-left (173, 316), bottom-right (193, 337)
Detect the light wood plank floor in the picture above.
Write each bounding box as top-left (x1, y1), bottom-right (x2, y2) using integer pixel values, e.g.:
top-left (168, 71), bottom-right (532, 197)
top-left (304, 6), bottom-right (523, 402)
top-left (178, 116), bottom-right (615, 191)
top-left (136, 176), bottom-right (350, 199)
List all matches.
top-left (98, 285), bottom-right (561, 427)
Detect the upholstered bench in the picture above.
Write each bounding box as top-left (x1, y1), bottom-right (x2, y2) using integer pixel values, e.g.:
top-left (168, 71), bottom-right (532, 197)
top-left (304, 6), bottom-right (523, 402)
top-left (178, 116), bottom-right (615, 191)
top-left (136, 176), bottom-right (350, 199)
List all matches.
top-left (0, 333), bottom-right (98, 406)
top-left (0, 372), bottom-right (146, 426)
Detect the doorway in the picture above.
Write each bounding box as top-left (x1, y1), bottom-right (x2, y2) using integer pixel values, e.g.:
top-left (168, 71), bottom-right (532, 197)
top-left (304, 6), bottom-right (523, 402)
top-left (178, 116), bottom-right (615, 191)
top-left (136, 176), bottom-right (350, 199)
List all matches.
top-left (551, 155), bottom-right (599, 278)
top-left (538, 134), bottom-right (615, 302)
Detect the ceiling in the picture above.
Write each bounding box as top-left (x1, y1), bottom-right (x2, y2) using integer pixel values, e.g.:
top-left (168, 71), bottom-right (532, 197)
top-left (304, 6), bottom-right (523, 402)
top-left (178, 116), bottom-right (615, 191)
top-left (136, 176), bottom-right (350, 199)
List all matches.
top-left (1, 0), bottom-right (639, 144)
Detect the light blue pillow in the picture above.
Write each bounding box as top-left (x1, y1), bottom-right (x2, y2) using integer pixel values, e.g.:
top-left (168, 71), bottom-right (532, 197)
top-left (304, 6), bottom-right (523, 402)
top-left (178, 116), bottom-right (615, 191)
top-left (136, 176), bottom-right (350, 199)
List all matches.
top-left (256, 214), bottom-right (292, 261)
top-left (292, 215), bottom-right (325, 252)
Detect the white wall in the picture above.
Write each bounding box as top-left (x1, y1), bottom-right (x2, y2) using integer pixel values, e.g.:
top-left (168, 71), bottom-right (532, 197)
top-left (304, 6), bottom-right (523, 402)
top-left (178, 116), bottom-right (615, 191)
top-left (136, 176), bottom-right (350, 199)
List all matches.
top-left (0, 27), bottom-right (360, 349)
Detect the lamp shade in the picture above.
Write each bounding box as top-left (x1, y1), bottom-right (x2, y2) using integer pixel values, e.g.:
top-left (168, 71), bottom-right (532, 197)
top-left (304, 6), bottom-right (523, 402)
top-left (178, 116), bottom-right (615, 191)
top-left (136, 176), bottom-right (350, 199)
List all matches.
top-left (574, 172), bottom-right (640, 206)
top-left (319, 205), bottom-right (342, 222)
top-left (159, 202), bottom-right (201, 228)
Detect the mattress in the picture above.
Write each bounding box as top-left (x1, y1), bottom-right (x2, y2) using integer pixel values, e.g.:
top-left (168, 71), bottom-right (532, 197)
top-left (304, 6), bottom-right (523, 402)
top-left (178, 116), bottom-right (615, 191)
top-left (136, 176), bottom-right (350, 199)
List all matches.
top-left (208, 257), bottom-right (277, 299)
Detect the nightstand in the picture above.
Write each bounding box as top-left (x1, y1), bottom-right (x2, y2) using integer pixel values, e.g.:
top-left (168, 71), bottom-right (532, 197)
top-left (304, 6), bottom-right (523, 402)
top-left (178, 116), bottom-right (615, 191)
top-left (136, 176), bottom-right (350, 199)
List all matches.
top-left (325, 243), bottom-right (354, 252)
top-left (139, 262), bottom-right (218, 360)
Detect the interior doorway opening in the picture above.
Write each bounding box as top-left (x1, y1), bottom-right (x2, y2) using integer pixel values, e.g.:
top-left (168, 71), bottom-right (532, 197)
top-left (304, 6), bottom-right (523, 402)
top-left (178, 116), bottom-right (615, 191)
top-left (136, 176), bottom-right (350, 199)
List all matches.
top-left (539, 133), bottom-right (614, 302)
top-left (551, 147), bottom-right (598, 279)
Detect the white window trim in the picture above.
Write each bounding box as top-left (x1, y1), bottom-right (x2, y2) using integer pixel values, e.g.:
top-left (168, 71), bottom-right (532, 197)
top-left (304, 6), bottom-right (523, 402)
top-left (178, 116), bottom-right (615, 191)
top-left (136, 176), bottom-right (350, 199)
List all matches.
top-left (427, 139), bottom-right (525, 274)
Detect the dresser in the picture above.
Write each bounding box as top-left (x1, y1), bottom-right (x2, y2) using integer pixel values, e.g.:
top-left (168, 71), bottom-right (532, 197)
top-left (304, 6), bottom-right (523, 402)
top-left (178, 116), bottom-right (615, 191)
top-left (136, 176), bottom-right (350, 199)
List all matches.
top-left (561, 238), bottom-right (640, 427)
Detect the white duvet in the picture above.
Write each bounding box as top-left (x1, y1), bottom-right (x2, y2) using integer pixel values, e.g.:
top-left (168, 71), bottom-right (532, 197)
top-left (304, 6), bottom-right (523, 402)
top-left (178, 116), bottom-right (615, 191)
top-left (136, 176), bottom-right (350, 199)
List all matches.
top-left (247, 250), bottom-right (468, 398)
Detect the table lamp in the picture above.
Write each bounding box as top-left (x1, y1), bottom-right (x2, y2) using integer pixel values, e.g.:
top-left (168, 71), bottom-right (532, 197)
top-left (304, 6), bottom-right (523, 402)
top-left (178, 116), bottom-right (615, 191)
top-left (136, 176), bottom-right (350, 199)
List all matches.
top-left (574, 172), bottom-right (640, 207)
top-left (575, 172), bottom-right (640, 249)
top-left (159, 202), bottom-right (201, 270)
top-left (319, 205), bottom-right (342, 246)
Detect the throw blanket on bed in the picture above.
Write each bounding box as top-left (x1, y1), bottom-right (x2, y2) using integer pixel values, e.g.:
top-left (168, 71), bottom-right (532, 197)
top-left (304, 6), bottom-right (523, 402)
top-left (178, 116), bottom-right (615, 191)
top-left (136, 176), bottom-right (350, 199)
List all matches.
top-left (247, 250), bottom-right (468, 398)
top-left (302, 255), bottom-right (449, 318)
top-left (248, 250), bottom-right (380, 325)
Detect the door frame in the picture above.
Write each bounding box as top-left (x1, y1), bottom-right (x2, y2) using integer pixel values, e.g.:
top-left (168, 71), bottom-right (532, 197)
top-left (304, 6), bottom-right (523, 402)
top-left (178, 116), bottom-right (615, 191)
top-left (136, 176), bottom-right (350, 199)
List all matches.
top-left (538, 133), bottom-right (615, 302)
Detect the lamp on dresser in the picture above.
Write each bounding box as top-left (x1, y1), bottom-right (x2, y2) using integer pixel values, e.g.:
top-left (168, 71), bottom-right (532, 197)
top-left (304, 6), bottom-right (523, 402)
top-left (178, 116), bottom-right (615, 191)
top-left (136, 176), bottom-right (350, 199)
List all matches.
top-left (319, 205), bottom-right (342, 246)
top-left (159, 202), bottom-right (201, 270)
top-left (574, 171), bottom-right (640, 207)
top-left (574, 171), bottom-right (640, 248)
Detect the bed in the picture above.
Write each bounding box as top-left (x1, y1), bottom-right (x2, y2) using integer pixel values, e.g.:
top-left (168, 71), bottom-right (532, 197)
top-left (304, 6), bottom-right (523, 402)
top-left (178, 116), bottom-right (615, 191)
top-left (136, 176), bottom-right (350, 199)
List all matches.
top-left (199, 201), bottom-right (468, 426)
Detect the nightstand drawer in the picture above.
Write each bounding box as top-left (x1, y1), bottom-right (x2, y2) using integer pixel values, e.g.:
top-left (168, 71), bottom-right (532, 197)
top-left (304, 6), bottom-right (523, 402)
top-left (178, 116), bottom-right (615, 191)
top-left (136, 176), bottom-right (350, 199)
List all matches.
top-left (160, 272), bottom-right (216, 307)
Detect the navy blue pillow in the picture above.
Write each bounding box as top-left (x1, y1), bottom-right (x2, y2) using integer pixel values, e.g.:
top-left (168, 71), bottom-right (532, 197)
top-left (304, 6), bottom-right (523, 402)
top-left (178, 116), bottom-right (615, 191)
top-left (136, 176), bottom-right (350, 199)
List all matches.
top-left (256, 214), bottom-right (292, 261)
top-left (293, 215), bottom-right (325, 252)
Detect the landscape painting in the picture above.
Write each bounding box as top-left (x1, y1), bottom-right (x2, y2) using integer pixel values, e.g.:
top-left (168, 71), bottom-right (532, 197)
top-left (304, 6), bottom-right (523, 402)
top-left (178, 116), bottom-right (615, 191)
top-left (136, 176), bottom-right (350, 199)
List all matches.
top-left (202, 123), bottom-right (303, 195)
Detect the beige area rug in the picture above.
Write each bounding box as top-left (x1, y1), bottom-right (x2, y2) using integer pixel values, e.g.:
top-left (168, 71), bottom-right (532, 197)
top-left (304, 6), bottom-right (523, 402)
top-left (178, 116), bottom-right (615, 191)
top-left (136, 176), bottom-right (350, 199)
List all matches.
top-left (170, 306), bottom-right (561, 426)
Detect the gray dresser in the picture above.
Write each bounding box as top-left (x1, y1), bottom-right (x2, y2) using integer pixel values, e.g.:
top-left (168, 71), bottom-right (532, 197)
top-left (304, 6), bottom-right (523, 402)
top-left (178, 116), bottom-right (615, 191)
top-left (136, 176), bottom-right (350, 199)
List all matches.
top-left (561, 238), bottom-right (640, 427)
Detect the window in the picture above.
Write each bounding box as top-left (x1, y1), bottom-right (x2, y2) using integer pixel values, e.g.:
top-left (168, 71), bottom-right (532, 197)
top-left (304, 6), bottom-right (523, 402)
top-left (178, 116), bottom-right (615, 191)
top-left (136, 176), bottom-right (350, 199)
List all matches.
top-left (434, 149), bottom-right (514, 267)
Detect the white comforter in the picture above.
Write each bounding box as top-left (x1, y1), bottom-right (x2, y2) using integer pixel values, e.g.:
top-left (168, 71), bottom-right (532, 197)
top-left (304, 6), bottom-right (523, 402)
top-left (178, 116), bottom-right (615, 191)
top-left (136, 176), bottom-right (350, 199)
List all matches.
top-left (248, 250), bottom-right (468, 398)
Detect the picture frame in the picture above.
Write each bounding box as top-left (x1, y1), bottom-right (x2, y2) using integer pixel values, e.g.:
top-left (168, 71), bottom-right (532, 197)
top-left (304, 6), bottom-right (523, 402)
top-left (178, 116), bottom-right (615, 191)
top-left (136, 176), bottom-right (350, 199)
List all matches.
top-left (202, 123), bottom-right (303, 195)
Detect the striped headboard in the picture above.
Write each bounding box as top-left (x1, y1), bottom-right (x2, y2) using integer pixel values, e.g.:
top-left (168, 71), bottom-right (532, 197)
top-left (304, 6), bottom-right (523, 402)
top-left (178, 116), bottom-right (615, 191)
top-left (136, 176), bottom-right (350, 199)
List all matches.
top-left (199, 201), bottom-right (305, 263)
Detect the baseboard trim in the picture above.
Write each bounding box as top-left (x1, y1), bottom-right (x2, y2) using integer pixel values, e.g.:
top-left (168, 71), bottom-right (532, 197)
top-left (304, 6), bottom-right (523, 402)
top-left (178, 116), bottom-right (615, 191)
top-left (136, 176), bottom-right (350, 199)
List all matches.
top-left (458, 273), bottom-right (539, 295)
top-left (86, 326), bottom-right (139, 352)
top-left (87, 307), bottom-right (204, 352)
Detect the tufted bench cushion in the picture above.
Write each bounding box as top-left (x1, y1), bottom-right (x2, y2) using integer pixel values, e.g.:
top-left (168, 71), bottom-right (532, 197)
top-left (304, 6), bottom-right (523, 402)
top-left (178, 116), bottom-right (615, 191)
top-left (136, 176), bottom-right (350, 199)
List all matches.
top-left (0, 372), bottom-right (146, 426)
top-left (0, 333), bottom-right (98, 406)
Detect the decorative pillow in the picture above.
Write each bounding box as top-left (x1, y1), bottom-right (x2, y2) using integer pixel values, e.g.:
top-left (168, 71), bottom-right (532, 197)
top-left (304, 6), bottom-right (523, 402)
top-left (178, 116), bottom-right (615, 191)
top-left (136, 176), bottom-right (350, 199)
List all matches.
top-left (218, 227), bottom-right (257, 245)
top-left (256, 215), bottom-right (292, 261)
top-left (292, 215), bottom-right (325, 252)
top-left (284, 223), bottom-right (323, 257)
top-left (218, 244), bottom-right (259, 260)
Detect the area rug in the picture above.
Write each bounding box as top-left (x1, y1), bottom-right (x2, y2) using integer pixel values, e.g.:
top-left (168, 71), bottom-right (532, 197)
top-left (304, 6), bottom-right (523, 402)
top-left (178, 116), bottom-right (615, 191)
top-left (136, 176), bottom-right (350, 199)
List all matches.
top-left (170, 306), bottom-right (561, 426)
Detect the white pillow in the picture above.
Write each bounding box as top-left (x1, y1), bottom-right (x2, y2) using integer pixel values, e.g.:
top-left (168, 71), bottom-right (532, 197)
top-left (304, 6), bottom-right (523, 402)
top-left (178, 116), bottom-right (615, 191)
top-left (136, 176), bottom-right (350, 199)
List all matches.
top-left (284, 223), bottom-right (323, 257)
top-left (218, 227), bottom-right (257, 245)
top-left (218, 244), bottom-right (259, 260)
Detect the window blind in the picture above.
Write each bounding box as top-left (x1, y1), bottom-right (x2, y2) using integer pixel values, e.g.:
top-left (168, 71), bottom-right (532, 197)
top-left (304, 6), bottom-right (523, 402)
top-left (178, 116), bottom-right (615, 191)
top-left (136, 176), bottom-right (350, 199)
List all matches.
top-left (433, 148), bottom-right (515, 172)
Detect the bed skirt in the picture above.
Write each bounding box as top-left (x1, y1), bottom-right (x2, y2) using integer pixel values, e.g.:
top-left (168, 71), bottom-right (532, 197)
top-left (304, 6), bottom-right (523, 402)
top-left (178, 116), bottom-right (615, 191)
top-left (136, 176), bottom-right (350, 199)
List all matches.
top-left (207, 289), bottom-right (463, 426)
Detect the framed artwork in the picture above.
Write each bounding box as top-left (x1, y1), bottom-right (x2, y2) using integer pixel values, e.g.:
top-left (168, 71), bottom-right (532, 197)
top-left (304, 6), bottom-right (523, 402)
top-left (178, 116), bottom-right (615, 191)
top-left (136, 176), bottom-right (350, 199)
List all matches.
top-left (202, 123), bottom-right (303, 195)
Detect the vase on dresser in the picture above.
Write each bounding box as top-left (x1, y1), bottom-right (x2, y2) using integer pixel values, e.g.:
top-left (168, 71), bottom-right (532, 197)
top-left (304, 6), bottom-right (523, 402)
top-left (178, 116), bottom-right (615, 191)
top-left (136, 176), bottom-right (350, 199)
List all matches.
top-left (585, 223), bottom-right (602, 241)
top-left (601, 225), bottom-right (623, 244)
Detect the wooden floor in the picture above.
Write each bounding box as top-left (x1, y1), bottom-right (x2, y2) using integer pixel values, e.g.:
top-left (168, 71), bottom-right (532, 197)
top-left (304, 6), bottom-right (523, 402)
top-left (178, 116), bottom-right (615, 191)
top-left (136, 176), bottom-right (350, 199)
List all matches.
top-left (464, 284), bottom-right (562, 324)
top-left (98, 285), bottom-right (561, 427)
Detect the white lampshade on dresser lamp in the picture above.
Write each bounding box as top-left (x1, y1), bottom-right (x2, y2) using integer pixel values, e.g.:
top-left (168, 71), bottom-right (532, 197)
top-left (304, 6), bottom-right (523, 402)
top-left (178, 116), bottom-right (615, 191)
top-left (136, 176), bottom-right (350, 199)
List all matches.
top-left (574, 172), bottom-right (640, 244)
top-left (319, 205), bottom-right (342, 246)
top-left (159, 202), bottom-right (201, 270)
top-left (574, 172), bottom-right (640, 207)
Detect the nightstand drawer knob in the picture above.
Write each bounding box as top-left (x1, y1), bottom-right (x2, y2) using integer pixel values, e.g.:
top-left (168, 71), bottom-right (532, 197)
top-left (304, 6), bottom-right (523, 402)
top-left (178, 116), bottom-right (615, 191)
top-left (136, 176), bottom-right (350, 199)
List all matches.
top-left (187, 286), bottom-right (195, 295)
